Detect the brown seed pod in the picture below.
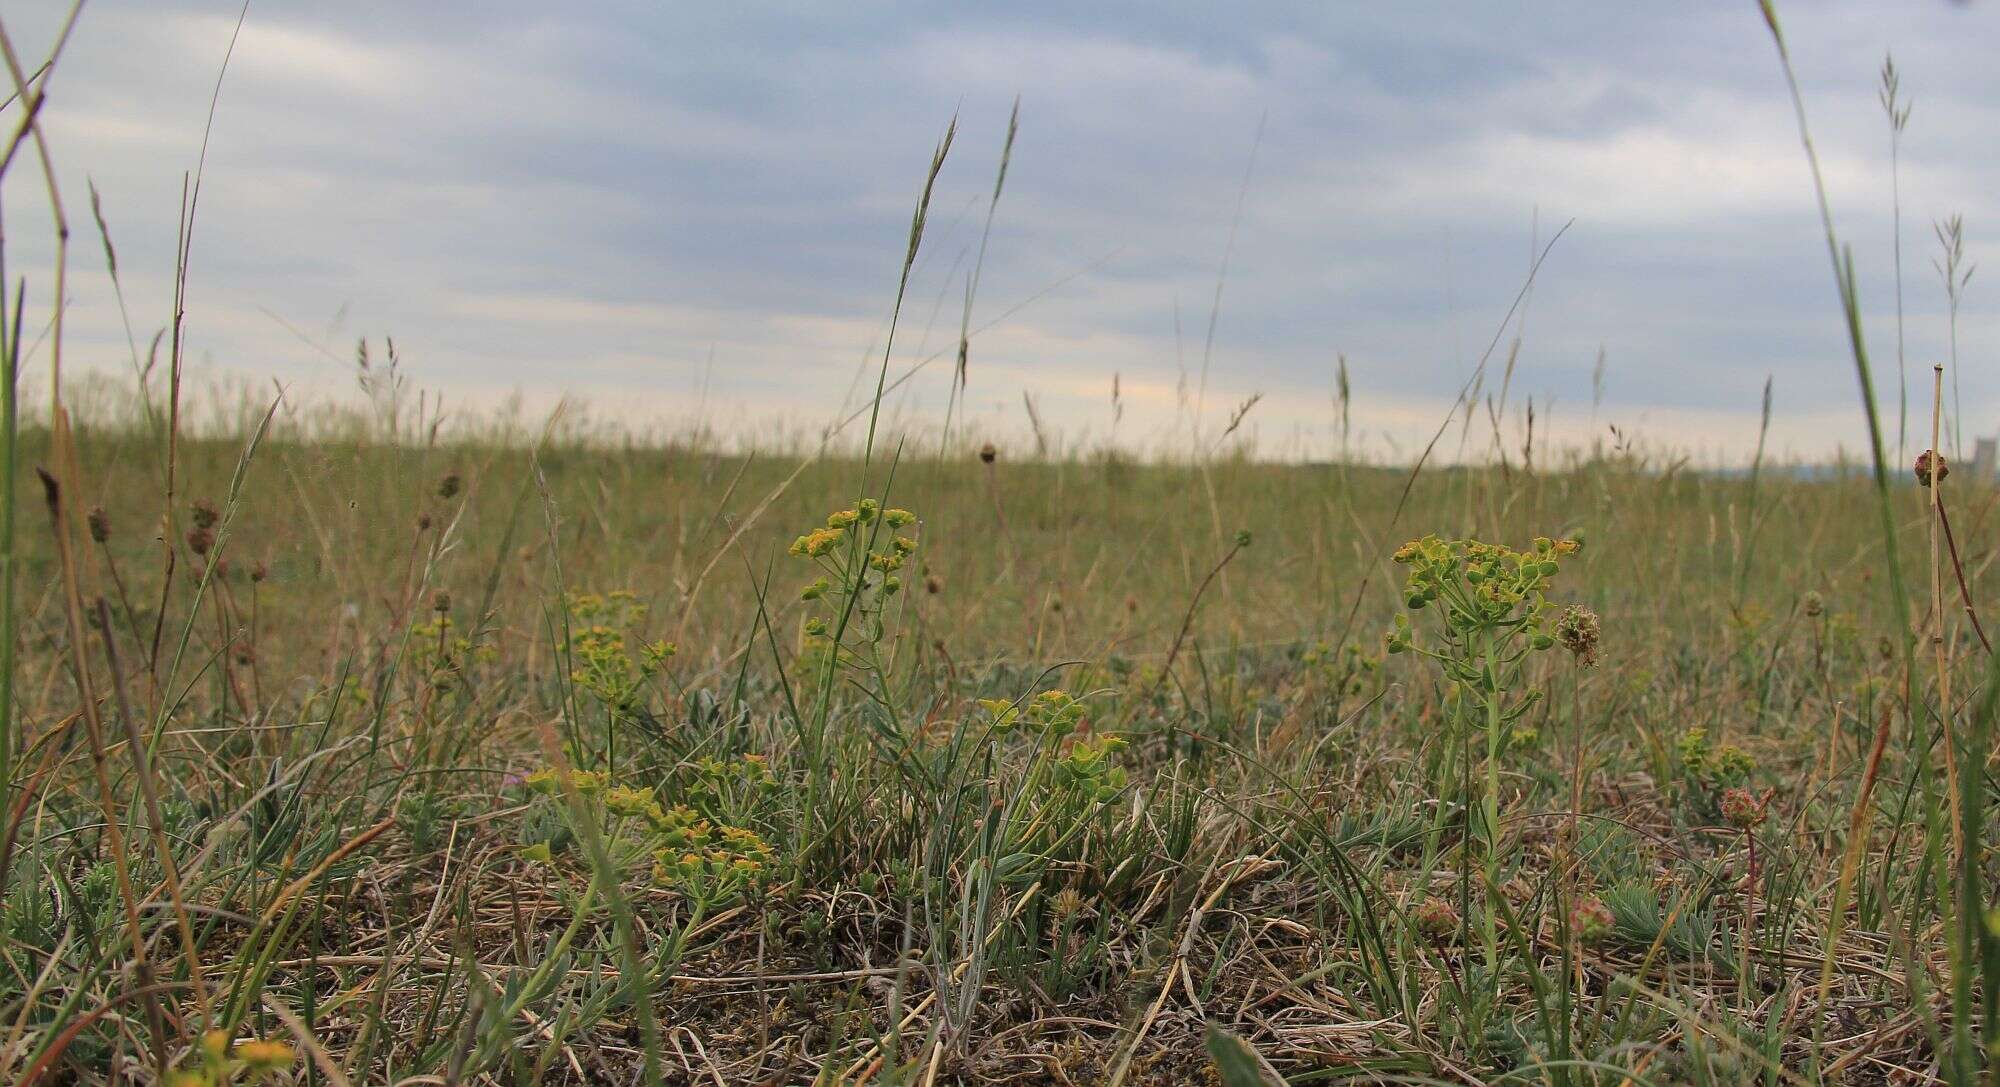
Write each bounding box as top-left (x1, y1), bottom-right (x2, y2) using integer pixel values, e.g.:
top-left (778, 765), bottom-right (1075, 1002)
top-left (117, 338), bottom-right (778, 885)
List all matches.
top-left (87, 506), bottom-right (111, 543)
top-left (1555, 605), bottom-right (1601, 667)
top-left (1915, 449), bottom-right (1949, 487)
top-left (978, 442), bottom-right (997, 465)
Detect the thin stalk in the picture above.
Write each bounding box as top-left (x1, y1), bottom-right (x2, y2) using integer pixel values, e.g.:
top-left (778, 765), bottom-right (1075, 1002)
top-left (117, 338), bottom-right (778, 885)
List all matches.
top-left (1927, 367), bottom-right (1963, 864)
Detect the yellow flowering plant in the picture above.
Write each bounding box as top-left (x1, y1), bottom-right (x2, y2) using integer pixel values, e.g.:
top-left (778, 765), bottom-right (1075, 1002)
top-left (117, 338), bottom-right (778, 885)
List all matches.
top-left (790, 500), bottom-right (918, 658)
top-left (167, 1030), bottom-right (295, 1086)
top-left (518, 766), bottom-right (770, 909)
top-left (1384, 534), bottom-right (1583, 955)
top-left (560, 590), bottom-right (676, 771)
top-left (787, 500), bottom-right (920, 819)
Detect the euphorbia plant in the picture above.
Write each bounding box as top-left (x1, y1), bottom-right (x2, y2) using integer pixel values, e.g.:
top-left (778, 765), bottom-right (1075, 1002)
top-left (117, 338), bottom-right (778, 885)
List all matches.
top-left (1386, 534), bottom-right (1578, 956)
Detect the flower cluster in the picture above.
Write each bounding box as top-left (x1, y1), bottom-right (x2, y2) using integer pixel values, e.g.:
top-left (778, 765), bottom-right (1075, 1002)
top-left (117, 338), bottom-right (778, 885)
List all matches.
top-left (411, 609), bottom-right (497, 691)
top-left (692, 752), bottom-right (777, 797)
top-left (1676, 727), bottom-right (1755, 792)
top-left (649, 800), bottom-right (773, 901)
top-left (1569, 895), bottom-right (1615, 946)
top-left (187, 498), bottom-right (221, 558)
top-left (1413, 896), bottom-right (1460, 943)
top-left (1052, 735), bottom-right (1129, 804)
top-left (1387, 534), bottom-right (1578, 645)
top-left (791, 502), bottom-right (918, 659)
top-left (519, 767), bottom-right (771, 905)
top-left (565, 591), bottom-right (674, 715)
top-left (979, 689), bottom-right (1089, 737)
top-left (521, 766), bottom-right (609, 797)
top-left (1554, 605), bottom-right (1601, 667)
top-left (1719, 786), bottom-right (1767, 829)
top-left (168, 1030), bottom-right (295, 1086)
top-left (1675, 727), bottom-right (1758, 823)
top-left (790, 501), bottom-right (916, 567)
top-left (1915, 448), bottom-right (1949, 487)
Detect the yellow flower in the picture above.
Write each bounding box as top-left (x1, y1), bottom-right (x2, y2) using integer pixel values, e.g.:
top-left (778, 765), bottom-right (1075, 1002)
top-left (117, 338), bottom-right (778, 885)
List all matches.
top-left (604, 785), bottom-right (664, 822)
top-left (790, 527), bottom-right (843, 557)
top-left (236, 1038), bottom-right (296, 1071)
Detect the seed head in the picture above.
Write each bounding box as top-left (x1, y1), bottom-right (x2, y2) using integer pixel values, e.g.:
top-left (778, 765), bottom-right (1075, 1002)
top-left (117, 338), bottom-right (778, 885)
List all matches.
top-left (1570, 895), bottom-right (1615, 946)
top-left (1720, 786), bottom-right (1765, 829)
top-left (1555, 605), bottom-right (1601, 667)
top-left (438, 471), bottom-right (463, 500)
top-left (417, 511), bottom-right (434, 530)
top-left (190, 499), bottom-right (220, 531)
top-left (1801, 590), bottom-right (1824, 618)
top-left (1051, 887), bottom-right (1086, 919)
top-left (978, 442), bottom-right (997, 465)
top-left (186, 525), bottom-right (215, 556)
top-left (432, 590), bottom-right (452, 614)
top-left (250, 559), bottom-right (269, 583)
top-left (1916, 449), bottom-right (1949, 487)
top-left (925, 573), bottom-right (943, 595)
top-left (86, 506), bottom-right (111, 543)
top-left (1413, 896), bottom-right (1459, 942)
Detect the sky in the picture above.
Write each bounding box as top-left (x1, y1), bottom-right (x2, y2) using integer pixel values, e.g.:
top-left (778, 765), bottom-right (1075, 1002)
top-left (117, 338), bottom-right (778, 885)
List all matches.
top-left (2, 1), bottom-right (1997, 462)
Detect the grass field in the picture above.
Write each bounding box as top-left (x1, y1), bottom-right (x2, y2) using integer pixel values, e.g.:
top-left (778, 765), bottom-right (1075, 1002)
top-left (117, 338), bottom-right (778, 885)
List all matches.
top-left (5, 3), bottom-right (2000, 1085)
top-left (3, 411), bottom-right (1995, 1085)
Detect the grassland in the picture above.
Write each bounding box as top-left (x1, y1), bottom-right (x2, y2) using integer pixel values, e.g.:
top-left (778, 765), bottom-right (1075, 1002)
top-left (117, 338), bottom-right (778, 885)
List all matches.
top-left (5, 2), bottom-right (2000, 1083)
top-left (3, 407), bottom-right (1996, 1084)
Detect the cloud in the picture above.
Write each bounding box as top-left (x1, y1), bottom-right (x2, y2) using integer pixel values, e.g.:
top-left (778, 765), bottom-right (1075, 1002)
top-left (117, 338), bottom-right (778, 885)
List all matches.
top-left (3, 0), bottom-right (1997, 462)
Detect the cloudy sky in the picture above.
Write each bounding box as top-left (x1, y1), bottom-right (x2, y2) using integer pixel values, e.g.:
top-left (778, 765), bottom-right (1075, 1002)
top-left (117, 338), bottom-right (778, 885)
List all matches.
top-left (3, 1), bottom-right (1996, 461)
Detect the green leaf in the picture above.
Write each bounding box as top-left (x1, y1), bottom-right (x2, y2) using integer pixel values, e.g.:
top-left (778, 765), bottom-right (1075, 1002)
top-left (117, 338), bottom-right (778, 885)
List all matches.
top-left (1204, 1022), bottom-right (1274, 1087)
